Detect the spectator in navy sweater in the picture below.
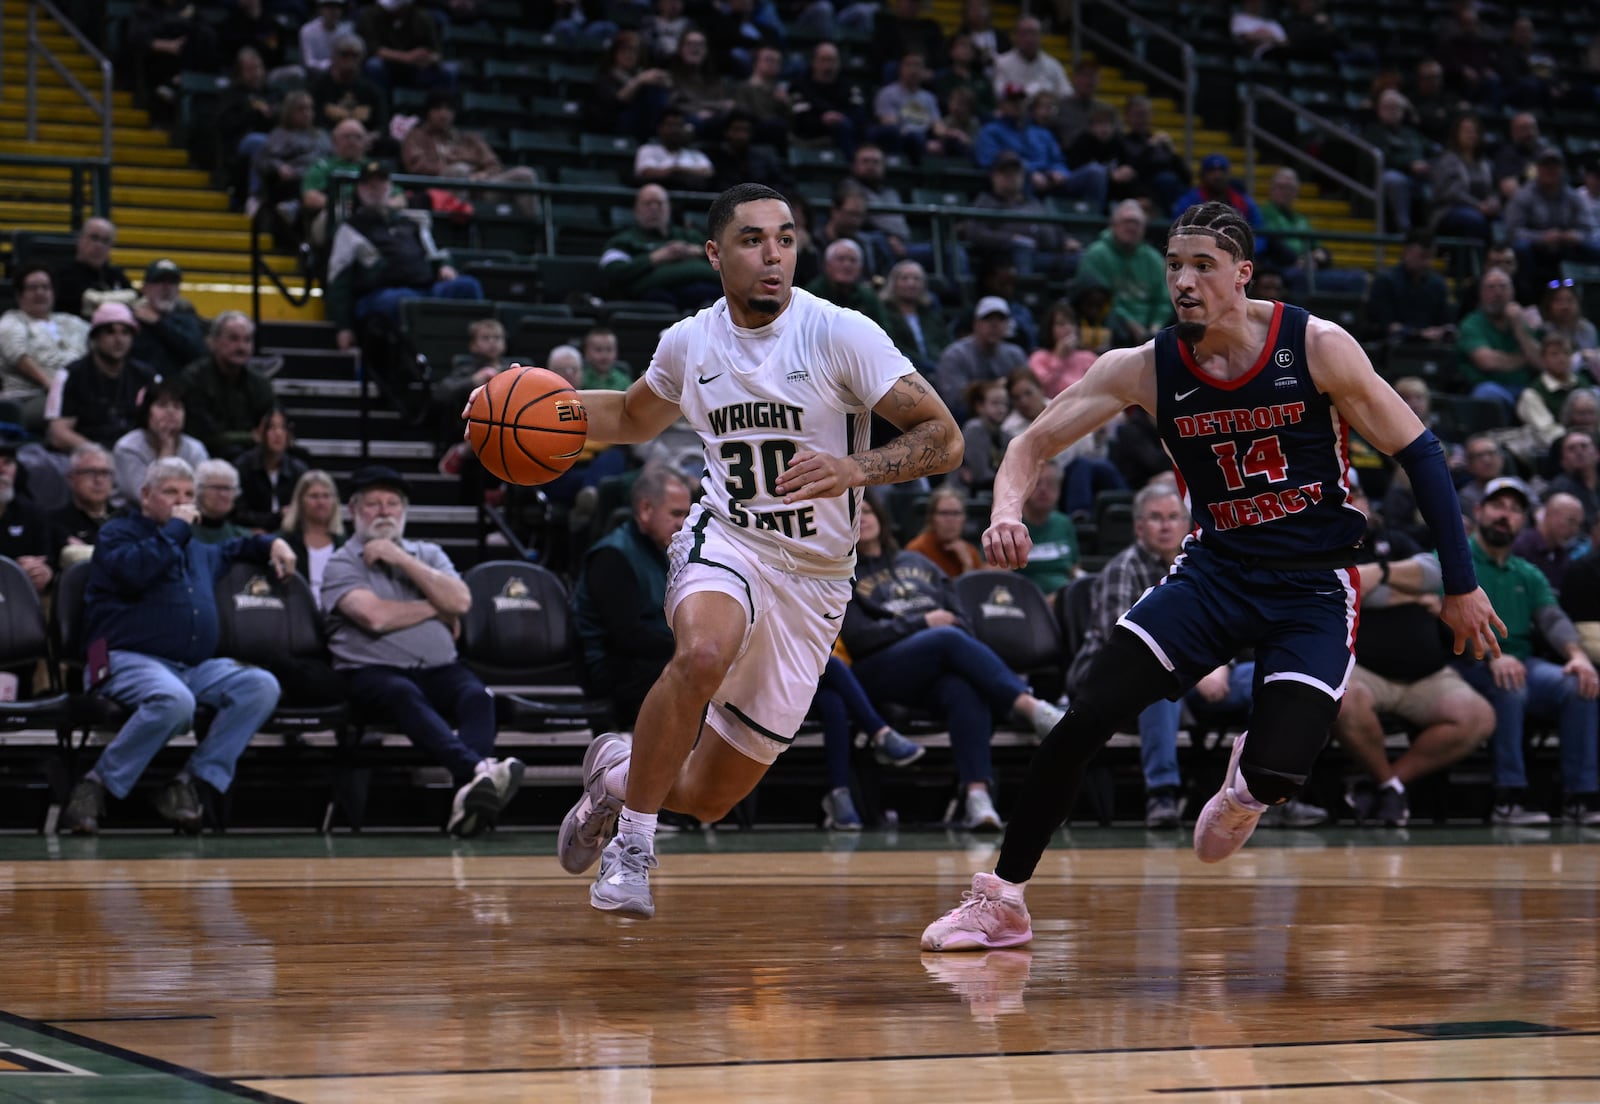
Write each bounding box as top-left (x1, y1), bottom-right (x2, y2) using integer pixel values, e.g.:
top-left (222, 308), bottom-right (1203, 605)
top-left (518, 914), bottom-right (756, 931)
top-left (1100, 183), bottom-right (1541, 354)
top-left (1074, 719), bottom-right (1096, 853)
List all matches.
top-left (60, 457), bottom-right (291, 835)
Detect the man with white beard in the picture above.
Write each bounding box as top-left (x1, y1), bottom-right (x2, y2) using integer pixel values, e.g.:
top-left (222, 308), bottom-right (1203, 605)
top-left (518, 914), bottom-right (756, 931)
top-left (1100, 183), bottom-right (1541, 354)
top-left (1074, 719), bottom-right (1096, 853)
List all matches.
top-left (321, 464), bottom-right (523, 837)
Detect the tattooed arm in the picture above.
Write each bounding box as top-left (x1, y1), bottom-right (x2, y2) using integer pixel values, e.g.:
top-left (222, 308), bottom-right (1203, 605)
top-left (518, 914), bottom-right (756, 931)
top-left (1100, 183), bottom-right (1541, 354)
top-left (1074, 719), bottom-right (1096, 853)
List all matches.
top-left (774, 373), bottom-right (963, 502)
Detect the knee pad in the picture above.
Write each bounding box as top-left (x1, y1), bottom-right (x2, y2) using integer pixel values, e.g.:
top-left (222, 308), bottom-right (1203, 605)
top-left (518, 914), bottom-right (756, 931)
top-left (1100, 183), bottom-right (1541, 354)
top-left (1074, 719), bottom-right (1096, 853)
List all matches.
top-left (1072, 627), bottom-right (1184, 730)
top-left (1238, 679), bottom-right (1341, 804)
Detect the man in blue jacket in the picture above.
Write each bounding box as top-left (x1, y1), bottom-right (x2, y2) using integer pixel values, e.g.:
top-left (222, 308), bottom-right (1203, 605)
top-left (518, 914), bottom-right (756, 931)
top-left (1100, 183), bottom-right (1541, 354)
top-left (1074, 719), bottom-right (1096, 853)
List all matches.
top-left (62, 456), bottom-right (293, 834)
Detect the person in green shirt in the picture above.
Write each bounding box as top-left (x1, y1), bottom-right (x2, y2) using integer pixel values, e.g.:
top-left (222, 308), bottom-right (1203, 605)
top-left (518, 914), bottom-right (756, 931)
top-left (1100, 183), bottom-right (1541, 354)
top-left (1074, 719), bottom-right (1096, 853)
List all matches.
top-left (300, 119), bottom-right (399, 247)
top-left (803, 239), bottom-right (890, 329)
top-left (1016, 463), bottom-right (1079, 599)
top-left (580, 326), bottom-right (632, 391)
top-left (1449, 477), bottom-right (1600, 826)
top-left (1072, 200), bottom-right (1169, 345)
top-left (599, 184), bottom-right (720, 311)
top-left (1456, 267), bottom-right (1541, 414)
top-left (1258, 168), bottom-right (1368, 295)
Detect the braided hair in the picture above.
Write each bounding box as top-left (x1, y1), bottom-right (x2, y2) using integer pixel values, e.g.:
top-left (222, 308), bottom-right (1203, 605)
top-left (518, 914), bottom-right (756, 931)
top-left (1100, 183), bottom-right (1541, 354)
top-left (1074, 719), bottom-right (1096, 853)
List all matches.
top-left (1168, 201), bottom-right (1254, 263)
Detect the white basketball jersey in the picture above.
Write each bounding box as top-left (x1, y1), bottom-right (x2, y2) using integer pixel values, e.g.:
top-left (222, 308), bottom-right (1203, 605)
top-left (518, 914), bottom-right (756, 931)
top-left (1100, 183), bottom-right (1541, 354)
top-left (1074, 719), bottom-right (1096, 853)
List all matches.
top-left (644, 288), bottom-right (913, 576)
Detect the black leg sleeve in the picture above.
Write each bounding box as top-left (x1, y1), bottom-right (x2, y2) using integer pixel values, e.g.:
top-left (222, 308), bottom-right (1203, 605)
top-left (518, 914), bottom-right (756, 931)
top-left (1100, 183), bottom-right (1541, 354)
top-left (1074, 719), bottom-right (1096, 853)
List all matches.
top-left (995, 628), bottom-right (1182, 884)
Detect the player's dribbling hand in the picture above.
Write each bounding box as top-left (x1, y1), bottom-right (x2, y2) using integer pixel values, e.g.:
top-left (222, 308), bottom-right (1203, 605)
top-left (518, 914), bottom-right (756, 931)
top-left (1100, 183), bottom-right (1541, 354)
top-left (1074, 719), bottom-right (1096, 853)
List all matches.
top-left (460, 366), bottom-right (522, 433)
top-left (1440, 587), bottom-right (1506, 660)
top-left (983, 519), bottom-right (1032, 569)
top-left (775, 450), bottom-right (853, 502)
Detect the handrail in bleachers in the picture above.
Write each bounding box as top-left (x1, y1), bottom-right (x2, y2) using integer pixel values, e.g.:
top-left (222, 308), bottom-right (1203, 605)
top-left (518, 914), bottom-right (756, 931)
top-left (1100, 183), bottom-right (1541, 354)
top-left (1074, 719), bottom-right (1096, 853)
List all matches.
top-left (1070, 0), bottom-right (1195, 170)
top-left (19, 0), bottom-right (113, 162)
top-left (0, 152), bottom-right (109, 229)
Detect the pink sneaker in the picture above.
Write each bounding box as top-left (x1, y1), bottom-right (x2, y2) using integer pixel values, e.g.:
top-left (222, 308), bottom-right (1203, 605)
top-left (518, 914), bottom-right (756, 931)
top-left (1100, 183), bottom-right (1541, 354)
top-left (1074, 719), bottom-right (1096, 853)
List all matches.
top-left (920, 873), bottom-right (1033, 952)
top-left (1193, 732), bottom-right (1267, 863)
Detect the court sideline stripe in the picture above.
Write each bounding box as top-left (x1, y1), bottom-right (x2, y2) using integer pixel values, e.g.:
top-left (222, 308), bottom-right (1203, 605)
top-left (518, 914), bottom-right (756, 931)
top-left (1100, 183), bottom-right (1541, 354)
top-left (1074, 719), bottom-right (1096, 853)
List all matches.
top-left (0, 1009), bottom-right (298, 1102)
top-left (1154, 1076), bottom-right (1600, 1093)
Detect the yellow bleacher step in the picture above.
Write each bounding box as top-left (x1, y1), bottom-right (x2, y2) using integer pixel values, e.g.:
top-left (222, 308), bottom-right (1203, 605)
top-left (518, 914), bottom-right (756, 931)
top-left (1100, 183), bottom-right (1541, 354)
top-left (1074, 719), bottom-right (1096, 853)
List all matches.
top-left (189, 286), bottom-right (322, 323)
top-left (116, 247), bottom-right (254, 276)
top-left (106, 225), bottom-right (252, 251)
top-left (1, 52), bottom-right (101, 79)
top-left (22, 85), bottom-right (137, 108)
top-left (0, 102), bottom-right (147, 127)
top-left (0, 120), bottom-right (173, 147)
top-left (9, 140), bottom-right (191, 167)
top-left (0, 180), bottom-right (231, 210)
top-left (0, 161), bottom-right (207, 185)
top-left (0, 201), bottom-right (244, 231)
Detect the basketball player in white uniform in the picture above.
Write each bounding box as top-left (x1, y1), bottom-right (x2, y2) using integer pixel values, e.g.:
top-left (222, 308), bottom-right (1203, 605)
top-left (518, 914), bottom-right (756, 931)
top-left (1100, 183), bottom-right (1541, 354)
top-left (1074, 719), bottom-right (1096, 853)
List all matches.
top-left (504, 183), bottom-right (961, 919)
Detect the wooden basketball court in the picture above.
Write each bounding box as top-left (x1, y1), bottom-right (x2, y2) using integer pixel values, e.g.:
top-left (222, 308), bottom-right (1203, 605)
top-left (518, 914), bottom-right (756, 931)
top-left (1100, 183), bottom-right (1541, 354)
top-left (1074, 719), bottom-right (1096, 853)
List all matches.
top-left (4, 829), bottom-right (1598, 1102)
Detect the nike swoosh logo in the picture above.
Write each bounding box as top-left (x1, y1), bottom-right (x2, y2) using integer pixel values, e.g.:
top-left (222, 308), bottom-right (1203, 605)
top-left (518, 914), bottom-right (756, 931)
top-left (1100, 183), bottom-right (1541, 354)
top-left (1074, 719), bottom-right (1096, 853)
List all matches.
top-left (1174, 387), bottom-right (1200, 401)
top-left (823, 612), bottom-right (841, 620)
top-left (698, 373), bottom-right (723, 384)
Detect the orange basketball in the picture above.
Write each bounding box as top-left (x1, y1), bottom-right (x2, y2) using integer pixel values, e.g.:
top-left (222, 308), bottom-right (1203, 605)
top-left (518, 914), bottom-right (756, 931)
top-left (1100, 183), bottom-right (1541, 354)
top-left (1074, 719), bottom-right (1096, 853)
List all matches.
top-left (464, 365), bottom-right (589, 485)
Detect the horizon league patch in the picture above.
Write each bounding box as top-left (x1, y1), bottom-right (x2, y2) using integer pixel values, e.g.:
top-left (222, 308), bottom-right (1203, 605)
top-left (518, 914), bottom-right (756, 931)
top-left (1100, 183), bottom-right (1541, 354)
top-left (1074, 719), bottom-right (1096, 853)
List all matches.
top-left (0, 1043), bottom-right (95, 1075)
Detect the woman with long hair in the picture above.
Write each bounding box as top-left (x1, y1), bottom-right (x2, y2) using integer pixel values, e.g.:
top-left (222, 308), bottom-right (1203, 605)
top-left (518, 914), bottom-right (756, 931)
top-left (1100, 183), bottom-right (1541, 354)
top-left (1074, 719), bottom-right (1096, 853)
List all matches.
top-left (235, 409), bottom-right (310, 531)
top-left (1429, 112), bottom-right (1499, 246)
top-left (111, 377), bottom-right (209, 508)
top-left (906, 486), bottom-right (983, 577)
top-left (274, 468), bottom-right (346, 603)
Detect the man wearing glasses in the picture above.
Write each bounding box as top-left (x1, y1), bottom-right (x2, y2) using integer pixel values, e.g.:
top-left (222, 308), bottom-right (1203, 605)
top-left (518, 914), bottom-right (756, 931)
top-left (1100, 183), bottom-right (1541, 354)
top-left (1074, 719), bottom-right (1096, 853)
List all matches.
top-left (50, 443), bottom-right (116, 571)
top-left (0, 265), bottom-right (89, 434)
top-left (44, 301), bottom-right (155, 459)
top-left (52, 218), bottom-right (135, 321)
top-left (190, 458), bottom-right (252, 544)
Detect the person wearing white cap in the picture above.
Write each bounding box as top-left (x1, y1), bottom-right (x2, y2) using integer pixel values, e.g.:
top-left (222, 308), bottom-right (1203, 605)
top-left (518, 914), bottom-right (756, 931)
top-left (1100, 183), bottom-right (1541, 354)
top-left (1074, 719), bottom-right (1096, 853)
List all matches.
top-left (44, 301), bottom-right (156, 457)
top-left (933, 295), bottom-right (1026, 420)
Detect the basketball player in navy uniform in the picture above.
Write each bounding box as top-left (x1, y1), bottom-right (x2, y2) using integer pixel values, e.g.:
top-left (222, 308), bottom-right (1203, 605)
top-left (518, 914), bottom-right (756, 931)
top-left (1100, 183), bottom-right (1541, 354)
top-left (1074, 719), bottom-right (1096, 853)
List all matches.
top-left (922, 201), bottom-right (1505, 952)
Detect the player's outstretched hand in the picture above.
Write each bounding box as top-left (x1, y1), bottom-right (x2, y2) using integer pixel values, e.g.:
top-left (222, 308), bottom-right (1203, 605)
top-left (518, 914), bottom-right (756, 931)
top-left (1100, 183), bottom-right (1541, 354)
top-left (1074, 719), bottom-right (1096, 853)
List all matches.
top-left (460, 364), bottom-right (525, 436)
top-left (1440, 587), bottom-right (1506, 660)
top-left (776, 450), bottom-right (855, 502)
top-left (983, 519), bottom-right (1033, 569)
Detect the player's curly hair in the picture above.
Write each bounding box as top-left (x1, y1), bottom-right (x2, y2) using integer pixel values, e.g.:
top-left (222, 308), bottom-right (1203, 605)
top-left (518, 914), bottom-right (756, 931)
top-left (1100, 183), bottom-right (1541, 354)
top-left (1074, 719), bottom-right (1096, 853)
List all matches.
top-left (707, 183), bottom-right (791, 242)
top-left (1169, 201), bottom-right (1255, 263)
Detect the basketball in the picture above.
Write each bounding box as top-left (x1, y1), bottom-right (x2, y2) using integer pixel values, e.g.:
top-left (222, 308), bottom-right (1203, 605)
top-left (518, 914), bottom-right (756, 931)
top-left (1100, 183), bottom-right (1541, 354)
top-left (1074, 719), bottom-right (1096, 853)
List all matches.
top-left (464, 365), bottom-right (589, 485)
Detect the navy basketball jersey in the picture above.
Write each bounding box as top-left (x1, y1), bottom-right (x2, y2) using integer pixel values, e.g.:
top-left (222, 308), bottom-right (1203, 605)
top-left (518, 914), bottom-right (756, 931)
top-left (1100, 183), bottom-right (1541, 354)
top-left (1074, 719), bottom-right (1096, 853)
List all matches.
top-left (1153, 302), bottom-right (1366, 561)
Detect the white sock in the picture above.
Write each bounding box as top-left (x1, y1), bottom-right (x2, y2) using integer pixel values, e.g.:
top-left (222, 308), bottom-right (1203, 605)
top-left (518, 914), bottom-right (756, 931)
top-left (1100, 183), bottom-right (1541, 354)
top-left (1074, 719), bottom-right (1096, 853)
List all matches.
top-left (1230, 775), bottom-right (1269, 811)
top-left (618, 807), bottom-right (657, 850)
top-left (603, 760), bottom-right (629, 801)
top-left (996, 874), bottom-right (1027, 904)
top-left (1381, 777), bottom-right (1405, 793)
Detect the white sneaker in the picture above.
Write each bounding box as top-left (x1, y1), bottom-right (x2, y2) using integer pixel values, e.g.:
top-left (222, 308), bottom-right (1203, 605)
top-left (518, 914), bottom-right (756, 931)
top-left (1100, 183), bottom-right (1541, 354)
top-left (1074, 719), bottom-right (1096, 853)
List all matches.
top-left (590, 833), bottom-right (657, 919)
top-left (557, 732), bottom-right (631, 875)
top-left (921, 873), bottom-right (1033, 951)
top-left (1028, 699), bottom-right (1065, 741)
top-left (1192, 733), bottom-right (1267, 863)
top-left (481, 757), bottom-right (525, 822)
top-left (446, 769), bottom-right (499, 838)
top-left (963, 786), bottom-right (1002, 831)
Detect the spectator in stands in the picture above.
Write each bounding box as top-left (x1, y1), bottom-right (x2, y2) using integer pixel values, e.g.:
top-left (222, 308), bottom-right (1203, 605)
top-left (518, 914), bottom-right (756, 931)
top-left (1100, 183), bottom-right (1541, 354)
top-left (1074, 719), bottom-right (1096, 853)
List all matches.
top-left (253, 91), bottom-right (332, 220)
top-left (1118, 95), bottom-right (1190, 217)
top-left (907, 486), bottom-right (983, 577)
top-left (1437, 0), bottom-right (1503, 107)
top-left (1460, 267), bottom-right (1543, 417)
top-left (275, 469), bottom-right (345, 604)
top-left (300, 0), bottom-right (353, 73)
top-left (871, 53), bottom-right (962, 163)
top-left (54, 218), bottom-right (134, 321)
top-left (1548, 430), bottom-right (1600, 525)
top-left (851, 143), bottom-right (958, 276)
top-left (1362, 90), bottom-right (1433, 233)
top-left (1366, 229), bottom-right (1455, 344)
top-left (641, 0), bottom-right (688, 64)
top-left (788, 41), bottom-right (867, 157)
top-left (976, 86), bottom-right (1106, 211)
top-left (708, 109), bottom-right (790, 194)
top-left (217, 48), bottom-right (281, 214)
top-left (219, 0), bottom-right (289, 73)
top-left (179, 312), bottom-right (278, 460)
top-left (1410, 57), bottom-right (1466, 145)
top-left (1231, 0), bottom-right (1288, 59)
top-left (122, 0), bottom-right (219, 122)
top-left (1493, 112), bottom-right (1542, 202)
top-left (358, 0), bottom-right (451, 91)
top-left (666, 29), bottom-right (733, 136)
top-left (871, 0), bottom-right (944, 75)
top-left (1430, 113), bottom-right (1499, 247)
top-left (327, 162), bottom-right (486, 351)
top-left (60, 456), bottom-right (289, 835)
top-left (309, 34), bottom-right (388, 134)
top-left (1015, 462), bottom-right (1079, 596)
top-left (935, 297), bottom-right (1026, 421)
top-left (1580, 161), bottom-right (1600, 227)
top-left (599, 184), bottom-right (719, 312)
top-left (1451, 477), bottom-right (1600, 826)
top-left (1517, 332), bottom-right (1589, 450)
top-left (702, 0), bottom-right (781, 75)
top-left (1075, 200), bottom-right (1171, 346)
top-left (129, 260), bottom-right (206, 380)
top-left (0, 265), bottom-right (89, 434)
top-left (1108, 405), bottom-right (1168, 490)
top-left (814, 180), bottom-right (872, 267)
top-left (1499, 14), bottom-right (1565, 113)
top-left (45, 302), bottom-right (154, 458)
top-left (1062, 103), bottom-right (1135, 208)
top-left (955, 377), bottom-right (1009, 494)
top-left (976, 257), bottom-right (1038, 350)
top-left (588, 29), bottom-right (672, 141)
top-left (1337, 481), bottom-right (1494, 827)
top-left (581, 327), bottom-right (631, 391)
top-left (1002, 361), bottom-right (1123, 518)
top-left (813, 651), bottom-right (924, 830)
top-left (302, 119), bottom-right (382, 248)
top-left (963, 150), bottom-right (1076, 279)
top-left (936, 33), bottom-right (996, 122)
top-left (631, 105), bottom-right (716, 191)
top-left (50, 443), bottom-right (115, 570)
top-left (879, 259), bottom-right (951, 375)
top-left (234, 409), bottom-right (308, 532)
top-left (401, 92), bottom-right (540, 217)
top-left (1026, 300), bottom-right (1095, 397)
top-left (1454, 432), bottom-right (1506, 517)
top-left (1170, 154), bottom-right (1262, 233)
top-left (844, 494), bottom-right (1065, 831)
top-left (112, 376), bottom-right (208, 510)
top-left (190, 458), bottom-right (250, 544)
top-left (1258, 169), bottom-right (1370, 295)
top-left (730, 44), bottom-right (791, 148)
top-left (1538, 279), bottom-right (1600, 367)
top-left (323, 464), bottom-right (523, 837)
top-left (1512, 490), bottom-right (1585, 593)
top-left (571, 464), bottom-right (693, 730)
top-left (1505, 147), bottom-right (1600, 287)
top-left (955, 0), bottom-right (1007, 73)
top-left (0, 436), bottom-right (52, 594)
top-left (1054, 60), bottom-right (1115, 151)
top-left (806, 240), bottom-right (890, 328)
top-left (991, 15), bottom-right (1068, 102)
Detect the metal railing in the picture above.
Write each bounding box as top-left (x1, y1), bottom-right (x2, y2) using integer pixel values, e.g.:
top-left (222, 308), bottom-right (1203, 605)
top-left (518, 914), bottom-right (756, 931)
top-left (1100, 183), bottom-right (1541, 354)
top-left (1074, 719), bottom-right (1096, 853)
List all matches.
top-left (0, 152), bottom-right (110, 226)
top-left (23, 0), bottom-right (114, 161)
top-left (1241, 83), bottom-right (1388, 269)
top-left (1070, 0), bottom-right (1195, 169)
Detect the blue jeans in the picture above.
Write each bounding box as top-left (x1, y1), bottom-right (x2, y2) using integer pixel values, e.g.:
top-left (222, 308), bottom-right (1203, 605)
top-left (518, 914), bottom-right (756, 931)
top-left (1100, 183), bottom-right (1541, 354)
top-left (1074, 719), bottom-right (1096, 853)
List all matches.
top-left (814, 655), bottom-right (891, 789)
top-left (1137, 661), bottom-right (1255, 790)
top-left (1453, 656), bottom-right (1598, 793)
top-left (345, 662), bottom-right (497, 784)
top-left (1061, 457), bottom-right (1126, 517)
top-left (1469, 379), bottom-right (1522, 419)
top-left (354, 275), bottom-right (485, 327)
top-left (94, 650), bottom-right (280, 798)
top-left (237, 131), bottom-right (269, 200)
top-left (851, 626), bottom-right (1029, 787)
